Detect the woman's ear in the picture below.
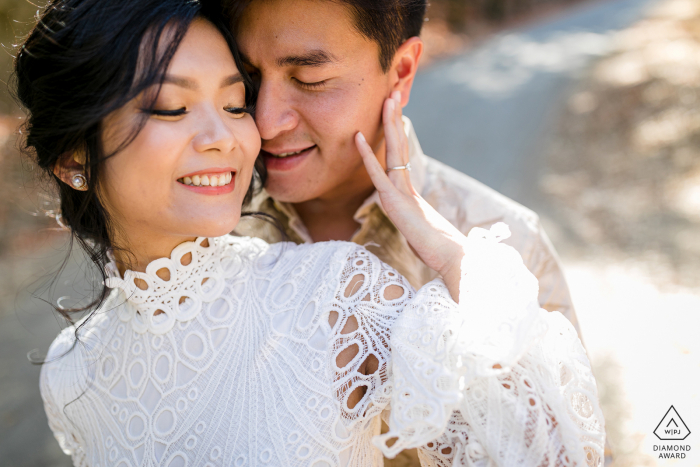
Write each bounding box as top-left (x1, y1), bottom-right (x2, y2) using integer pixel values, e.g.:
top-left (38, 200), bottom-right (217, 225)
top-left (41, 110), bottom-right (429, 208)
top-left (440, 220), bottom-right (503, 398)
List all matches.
top-left (53, 150), bottom-right (88, 191)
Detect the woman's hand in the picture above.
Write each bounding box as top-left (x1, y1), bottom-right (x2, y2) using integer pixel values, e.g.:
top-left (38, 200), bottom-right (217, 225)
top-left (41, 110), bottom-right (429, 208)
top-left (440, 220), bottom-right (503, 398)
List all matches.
top-left (355, 91), bottom-right (466, 301)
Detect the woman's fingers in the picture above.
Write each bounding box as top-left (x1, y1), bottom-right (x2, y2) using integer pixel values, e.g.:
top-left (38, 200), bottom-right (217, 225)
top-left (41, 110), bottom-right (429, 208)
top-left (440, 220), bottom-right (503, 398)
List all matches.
top-left (355, 132), bottom-right (395, 194)
top-left (358, 91), bottom-right (414, 197)
top-left (383, 92), bottom-right (411, 188)
top-left (383, 97), bottom-right (402, 171)
top-left (392, 91), bottom-right (408, 166)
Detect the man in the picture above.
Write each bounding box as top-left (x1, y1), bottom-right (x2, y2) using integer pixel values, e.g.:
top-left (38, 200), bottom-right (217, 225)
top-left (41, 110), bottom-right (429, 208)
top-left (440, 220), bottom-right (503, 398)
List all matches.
top-left (227, 0), bottom-right (586, 463)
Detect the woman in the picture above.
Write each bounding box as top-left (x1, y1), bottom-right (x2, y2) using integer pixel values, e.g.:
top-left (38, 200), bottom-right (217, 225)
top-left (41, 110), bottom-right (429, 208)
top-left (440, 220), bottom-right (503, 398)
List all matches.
top-left (15, 0), bottom-right (605, 465)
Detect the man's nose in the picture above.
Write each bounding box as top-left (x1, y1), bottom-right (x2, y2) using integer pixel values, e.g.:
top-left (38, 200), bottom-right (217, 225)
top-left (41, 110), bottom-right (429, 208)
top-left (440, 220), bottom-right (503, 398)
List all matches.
top-left (255, 80), bottom-right (299, 141)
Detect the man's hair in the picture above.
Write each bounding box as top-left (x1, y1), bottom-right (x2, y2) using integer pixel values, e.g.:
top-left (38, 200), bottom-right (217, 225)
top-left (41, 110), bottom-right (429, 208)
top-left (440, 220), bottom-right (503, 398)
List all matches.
top-left (223, 0), bottom-right (427, 72)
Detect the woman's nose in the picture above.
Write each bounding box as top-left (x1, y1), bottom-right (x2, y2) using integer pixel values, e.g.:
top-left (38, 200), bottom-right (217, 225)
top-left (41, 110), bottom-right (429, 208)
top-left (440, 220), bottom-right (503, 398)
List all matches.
top-left (192, 108), bottom-right (238, 154)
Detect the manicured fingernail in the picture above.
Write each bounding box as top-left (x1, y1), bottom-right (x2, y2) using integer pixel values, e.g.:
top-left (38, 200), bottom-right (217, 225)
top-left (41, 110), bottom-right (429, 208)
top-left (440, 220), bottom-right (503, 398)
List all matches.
top-left (357, 131), bottom-right (366, 143)
top-left (388, 99), bottom-right (394, 111)
top-left (393, 90), bottom-right (401, 102)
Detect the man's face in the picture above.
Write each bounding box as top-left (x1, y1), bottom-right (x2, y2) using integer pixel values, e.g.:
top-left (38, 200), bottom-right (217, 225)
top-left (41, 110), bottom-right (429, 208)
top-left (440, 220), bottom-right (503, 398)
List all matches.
top-left (237, 0), bottom-right (393, 203)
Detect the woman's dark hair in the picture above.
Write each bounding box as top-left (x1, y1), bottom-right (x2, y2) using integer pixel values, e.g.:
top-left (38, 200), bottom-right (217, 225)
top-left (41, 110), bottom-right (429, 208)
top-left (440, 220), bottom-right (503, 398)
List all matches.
top-left (13, 0), bottom-right (265, 348)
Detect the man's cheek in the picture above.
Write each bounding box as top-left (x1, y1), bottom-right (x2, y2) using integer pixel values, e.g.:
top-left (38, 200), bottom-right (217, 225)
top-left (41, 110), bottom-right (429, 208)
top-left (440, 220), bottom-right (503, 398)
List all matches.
top-left (300, 99), bottom-right (341, 130)
top-left (306, 87), bottom-right (360, 117)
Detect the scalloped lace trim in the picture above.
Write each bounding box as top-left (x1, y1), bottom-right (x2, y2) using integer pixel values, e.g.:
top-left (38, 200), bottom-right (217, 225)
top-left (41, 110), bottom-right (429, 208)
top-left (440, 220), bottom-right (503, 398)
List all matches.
top-left (105, 236), bottom-right (267, 334)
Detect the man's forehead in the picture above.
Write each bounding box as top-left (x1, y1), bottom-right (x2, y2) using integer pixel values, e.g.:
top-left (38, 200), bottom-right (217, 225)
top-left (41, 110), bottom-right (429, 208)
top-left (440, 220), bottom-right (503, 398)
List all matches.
top-left (237, 0), bottom-right (365, 66)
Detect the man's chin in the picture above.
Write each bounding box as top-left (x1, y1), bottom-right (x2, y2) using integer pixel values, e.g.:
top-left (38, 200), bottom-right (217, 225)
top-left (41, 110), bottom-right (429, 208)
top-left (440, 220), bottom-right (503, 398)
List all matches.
top-left (264, 182), bottom-right (317, 204)
top-left (263, 161), bottom-right (324, 204)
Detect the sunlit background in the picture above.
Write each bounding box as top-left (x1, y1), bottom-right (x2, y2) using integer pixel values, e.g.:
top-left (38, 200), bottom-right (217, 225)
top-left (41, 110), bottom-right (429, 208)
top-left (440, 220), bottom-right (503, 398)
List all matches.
top-left (0, 0), bottom-right (698, 465)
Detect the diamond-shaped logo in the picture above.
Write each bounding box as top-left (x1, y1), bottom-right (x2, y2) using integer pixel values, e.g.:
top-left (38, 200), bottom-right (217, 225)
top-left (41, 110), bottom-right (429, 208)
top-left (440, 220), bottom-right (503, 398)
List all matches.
top-left (654, 406), bottom-right (691, 440)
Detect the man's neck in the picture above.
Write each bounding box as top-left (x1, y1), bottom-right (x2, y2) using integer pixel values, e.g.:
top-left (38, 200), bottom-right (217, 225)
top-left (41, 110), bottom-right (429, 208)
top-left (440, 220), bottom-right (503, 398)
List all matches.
top-left (293, 185), bottom-right (375, 242)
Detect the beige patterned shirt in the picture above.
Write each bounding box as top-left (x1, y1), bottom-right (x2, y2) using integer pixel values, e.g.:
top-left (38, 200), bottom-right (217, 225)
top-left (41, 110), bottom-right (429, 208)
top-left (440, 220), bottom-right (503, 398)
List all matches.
top-left (237, 117), bottom-right (581, 338)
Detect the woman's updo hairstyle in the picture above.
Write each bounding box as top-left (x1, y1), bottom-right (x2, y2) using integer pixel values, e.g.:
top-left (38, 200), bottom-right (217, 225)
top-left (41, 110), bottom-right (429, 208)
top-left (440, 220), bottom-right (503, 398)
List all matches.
top-left (13, 0), bottom-right (264, 329)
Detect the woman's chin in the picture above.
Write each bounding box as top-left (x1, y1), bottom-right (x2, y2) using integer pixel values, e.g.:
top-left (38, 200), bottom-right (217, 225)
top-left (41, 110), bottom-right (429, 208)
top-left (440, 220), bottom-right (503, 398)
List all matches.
top-left (185, 216), bottom-right (241, 239)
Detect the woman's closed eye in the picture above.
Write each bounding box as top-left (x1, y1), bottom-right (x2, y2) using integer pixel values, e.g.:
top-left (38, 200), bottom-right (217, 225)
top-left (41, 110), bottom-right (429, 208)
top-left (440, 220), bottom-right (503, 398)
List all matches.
top-left (148, 107), bottom-right (188, 119)
top-left (224, 105), bottom-right (252, 118)
top-left (146, 105), bottom-right (251, 120)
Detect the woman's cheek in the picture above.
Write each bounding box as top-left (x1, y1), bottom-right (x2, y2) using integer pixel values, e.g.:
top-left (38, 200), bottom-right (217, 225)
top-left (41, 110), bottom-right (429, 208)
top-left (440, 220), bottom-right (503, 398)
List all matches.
top-left (112, 126), bottom-right (183, 202)
top-left (141, 122), bottom-right (188, 166)
top-left (242, 115), bottom-right (262, 157)
top-left (237, 118), bottom-right (261, 182)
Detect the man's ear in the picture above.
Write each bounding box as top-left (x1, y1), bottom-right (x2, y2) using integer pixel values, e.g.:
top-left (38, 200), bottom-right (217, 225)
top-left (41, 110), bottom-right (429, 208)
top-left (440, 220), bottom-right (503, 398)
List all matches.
top-left (389, 36), bottom-right (423, 107)
top-left (53, 151), bottom-right (87, 189)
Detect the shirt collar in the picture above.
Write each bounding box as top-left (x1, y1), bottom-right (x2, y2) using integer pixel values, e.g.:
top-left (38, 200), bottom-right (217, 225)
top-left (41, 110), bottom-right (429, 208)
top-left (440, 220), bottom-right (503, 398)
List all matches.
top-left (271, 197), bottom-right (314, 244)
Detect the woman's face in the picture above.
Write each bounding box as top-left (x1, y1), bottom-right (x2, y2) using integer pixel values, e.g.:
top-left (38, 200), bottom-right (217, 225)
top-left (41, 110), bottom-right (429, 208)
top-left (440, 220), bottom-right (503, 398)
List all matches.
top-left (100, 19), bottom-right (260, 259)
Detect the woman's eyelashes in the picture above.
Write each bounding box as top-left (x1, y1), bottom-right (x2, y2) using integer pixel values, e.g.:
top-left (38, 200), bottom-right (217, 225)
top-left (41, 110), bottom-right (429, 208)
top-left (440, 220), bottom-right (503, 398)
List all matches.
top-left (149, 107), bottom-right (188, 118)
top-left (145, 105), bottom-right (251, 120)
top-left (224, 106), bottom-right (252, 118)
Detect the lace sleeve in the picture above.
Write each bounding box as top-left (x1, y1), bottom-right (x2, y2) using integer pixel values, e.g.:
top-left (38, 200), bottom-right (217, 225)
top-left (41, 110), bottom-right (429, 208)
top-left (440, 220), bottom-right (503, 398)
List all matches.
top-left (40, 328), bottom-right (89, 467)
top-left (373, 224), bottom-right (606, 466)
top-left (328, 245), bottom-right (415, 431)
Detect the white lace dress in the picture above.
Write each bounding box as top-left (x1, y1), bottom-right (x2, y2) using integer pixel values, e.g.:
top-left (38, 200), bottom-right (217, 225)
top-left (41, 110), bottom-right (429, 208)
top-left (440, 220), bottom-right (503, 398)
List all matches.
top-left (40, 225), bottom-right (605, 467)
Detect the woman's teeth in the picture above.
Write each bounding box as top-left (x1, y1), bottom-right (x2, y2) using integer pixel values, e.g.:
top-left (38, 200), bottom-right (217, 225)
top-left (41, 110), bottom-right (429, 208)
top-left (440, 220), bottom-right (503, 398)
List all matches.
top-left (179, 172), bottom-right (233, 187)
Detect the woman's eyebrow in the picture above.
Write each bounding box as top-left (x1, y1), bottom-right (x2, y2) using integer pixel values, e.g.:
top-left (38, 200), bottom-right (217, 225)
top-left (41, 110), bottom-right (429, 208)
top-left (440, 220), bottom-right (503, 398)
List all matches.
top-left (163, 75), bottom-right (197, 89)
top-left (220, 74), bottom-right (244, 88)
top-left (160, 74), bottom-right (243, 89)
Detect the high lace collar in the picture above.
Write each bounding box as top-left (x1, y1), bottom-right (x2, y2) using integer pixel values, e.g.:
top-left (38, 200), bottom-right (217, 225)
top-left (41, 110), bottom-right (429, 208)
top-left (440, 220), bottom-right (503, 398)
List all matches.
top-left (105, 236), bottom-right (243, 335)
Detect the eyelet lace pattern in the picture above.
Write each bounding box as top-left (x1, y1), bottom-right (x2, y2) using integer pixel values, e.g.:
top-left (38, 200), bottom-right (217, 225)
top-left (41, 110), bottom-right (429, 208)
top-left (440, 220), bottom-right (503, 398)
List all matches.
top-left (41, 227), bottom-right (604, 467)
top-left (376, 225), bottom-right (605, 465)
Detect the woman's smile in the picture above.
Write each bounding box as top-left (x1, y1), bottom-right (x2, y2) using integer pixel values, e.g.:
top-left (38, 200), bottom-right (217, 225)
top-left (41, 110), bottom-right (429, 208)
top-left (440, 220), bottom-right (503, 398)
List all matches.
top-left (177, 168), bottom-right (236, 194)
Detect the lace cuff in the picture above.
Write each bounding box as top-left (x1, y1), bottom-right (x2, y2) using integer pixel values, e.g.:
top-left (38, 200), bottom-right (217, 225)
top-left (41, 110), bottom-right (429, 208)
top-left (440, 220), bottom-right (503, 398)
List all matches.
top-left (374, 224), bottom-right (605, 465)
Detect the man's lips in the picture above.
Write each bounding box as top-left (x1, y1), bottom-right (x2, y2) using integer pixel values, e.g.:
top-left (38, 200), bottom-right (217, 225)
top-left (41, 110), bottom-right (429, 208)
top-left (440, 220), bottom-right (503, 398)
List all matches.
top-left (261, 145), bottom-right (316, 171)
top-left (261, 145), bottom-right (316, 158)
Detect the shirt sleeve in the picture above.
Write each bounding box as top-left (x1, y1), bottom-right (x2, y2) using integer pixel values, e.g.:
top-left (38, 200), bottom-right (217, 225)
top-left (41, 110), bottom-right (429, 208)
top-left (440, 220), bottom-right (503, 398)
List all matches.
top-left (524, 219), bottom-right (580, 333)
top-left (372, 224), bottom-right (606, 466)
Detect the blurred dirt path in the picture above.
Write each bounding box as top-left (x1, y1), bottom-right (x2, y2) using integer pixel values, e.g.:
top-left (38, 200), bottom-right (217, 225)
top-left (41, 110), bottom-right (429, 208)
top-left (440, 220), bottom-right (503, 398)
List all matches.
top-left (406, 0), bottom-right (658, 203)
top-left (537, 0), bottom-right (700, 464)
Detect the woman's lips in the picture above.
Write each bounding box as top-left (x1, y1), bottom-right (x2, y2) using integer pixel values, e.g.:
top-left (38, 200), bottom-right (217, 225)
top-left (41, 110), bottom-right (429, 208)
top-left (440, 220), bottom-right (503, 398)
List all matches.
top-left (262, 145), bottom-right (316, 171)
top-left (177, 170), bottom-right (236, 195)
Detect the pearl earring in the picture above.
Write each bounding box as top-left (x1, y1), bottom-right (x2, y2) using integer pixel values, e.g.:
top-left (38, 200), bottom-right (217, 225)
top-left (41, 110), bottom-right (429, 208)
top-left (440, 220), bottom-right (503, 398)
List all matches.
top-left (71, 173), bottom-right (87, 190)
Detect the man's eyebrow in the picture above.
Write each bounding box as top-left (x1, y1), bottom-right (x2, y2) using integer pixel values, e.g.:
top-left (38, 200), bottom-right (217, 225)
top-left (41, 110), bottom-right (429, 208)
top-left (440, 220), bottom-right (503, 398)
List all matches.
top-left (276, 50), bottom-right (338, 68)
top-left (220, 74), bottom-right (245, 88)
